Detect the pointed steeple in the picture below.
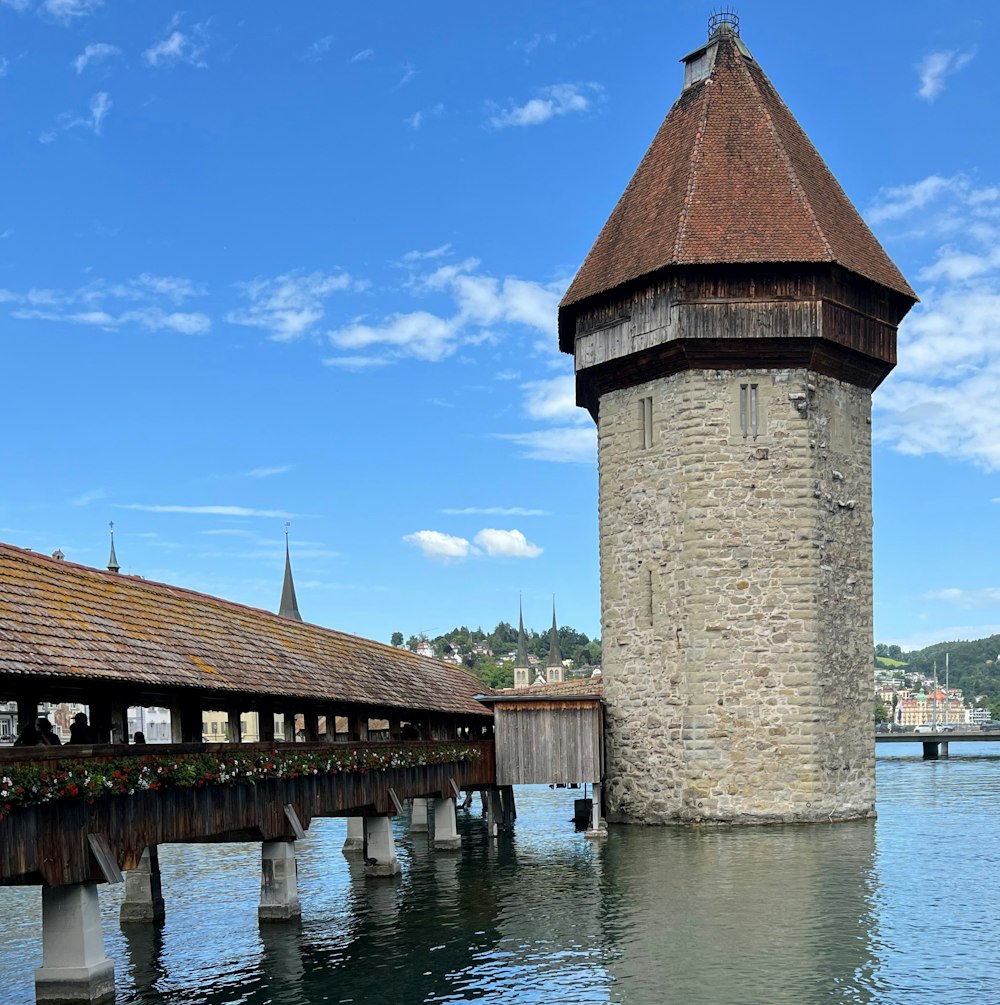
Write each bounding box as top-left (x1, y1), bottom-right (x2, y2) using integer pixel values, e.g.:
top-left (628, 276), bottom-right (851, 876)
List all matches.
top-left (278, 523), bottom-right (302, 621)
top-left (107, 521), bottom-right (120, 574)
top-left (513, 596), bottom-right (530, 688)
top-left (546, 599), bottom-right (564, 684)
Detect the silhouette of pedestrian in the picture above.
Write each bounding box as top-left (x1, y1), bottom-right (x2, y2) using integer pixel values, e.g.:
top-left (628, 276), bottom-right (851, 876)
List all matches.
top-left (68, 712), bottom-right (95, 744)
top-left (36, 718), bottom-right (61, 746)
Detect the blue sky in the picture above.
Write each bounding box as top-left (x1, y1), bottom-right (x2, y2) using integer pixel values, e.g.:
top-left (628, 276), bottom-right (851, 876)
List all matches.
top-left (1, 1), bottom-right (997, 652)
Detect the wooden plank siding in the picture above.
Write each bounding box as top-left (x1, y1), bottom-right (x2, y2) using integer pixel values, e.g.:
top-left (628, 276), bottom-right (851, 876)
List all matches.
top-left (0, 741), bottom-right (495, 886)
top-left (493, 703), bottom-right (601, 786)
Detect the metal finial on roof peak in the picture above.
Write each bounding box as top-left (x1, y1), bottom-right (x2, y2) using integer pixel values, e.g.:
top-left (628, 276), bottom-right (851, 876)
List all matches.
top-left (708, 7), bottom-right (740, 38)
top-left (278, 523), bottom-right (302, 621)
top-left (107, 521), bottom-right (120, 573)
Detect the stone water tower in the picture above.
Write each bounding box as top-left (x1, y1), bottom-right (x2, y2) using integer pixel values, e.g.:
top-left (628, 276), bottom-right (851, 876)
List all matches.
top-left (558, 14), bottom-right (916, 824)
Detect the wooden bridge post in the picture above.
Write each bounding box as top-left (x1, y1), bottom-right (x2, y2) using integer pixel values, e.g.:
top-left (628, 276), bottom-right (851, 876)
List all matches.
top-left (169, 699), bottom-right (201, 743)
top-left (227, 708), bottom-right (243, 742)
top-left (432, 798), bottom-right (461, 850)
top-left (259, 704), bottom-right (275, 743)
top-left (362, 817), bottom-right (400, 877)
top-left (281, 712), bottom-right (296, 743)
top-left (303, 712), bottom-right (319, 742)
top-left (323, 712), bottom-right (337, 742)
top-left (119, 846), bottom-right (165, 924)
top-left (34, 883), bottom-right (115, 1004)
top-left (259, 840), bottom-right (301, 922)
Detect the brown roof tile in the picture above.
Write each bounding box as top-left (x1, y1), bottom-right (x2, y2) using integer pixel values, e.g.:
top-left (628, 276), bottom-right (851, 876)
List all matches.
top-left (0, 542), bottom-right (491, 717)
top-left (560, 31), bottom-right (915, 339)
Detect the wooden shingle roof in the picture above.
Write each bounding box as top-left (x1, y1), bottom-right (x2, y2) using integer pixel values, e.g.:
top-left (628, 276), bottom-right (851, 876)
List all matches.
top-left (0, 542), bottom-right (491, 717)
top-left (558, 28), bottom-right (916, 350)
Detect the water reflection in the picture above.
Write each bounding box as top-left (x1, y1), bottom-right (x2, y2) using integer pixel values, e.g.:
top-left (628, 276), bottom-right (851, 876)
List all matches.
top-left (3, 754), bottom-right (1000, 1005)
top-left (597, 822), bottom-right (882, 1004)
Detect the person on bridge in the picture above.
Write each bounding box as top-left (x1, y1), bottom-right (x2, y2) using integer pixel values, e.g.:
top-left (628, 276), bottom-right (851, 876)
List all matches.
top-left (36, 717), bottom-right (61, 745)
top-left (68, 712), bottom-right (95, 744)
top-left (12, 722), bottom-right (42, 746)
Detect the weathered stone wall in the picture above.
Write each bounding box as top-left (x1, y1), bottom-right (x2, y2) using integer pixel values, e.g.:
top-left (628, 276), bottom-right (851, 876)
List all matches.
top-left (597, 367), bottom-right (875, 824)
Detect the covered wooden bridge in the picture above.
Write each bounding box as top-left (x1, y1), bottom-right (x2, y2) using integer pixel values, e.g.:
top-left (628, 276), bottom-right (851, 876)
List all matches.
top-left (0, 542), bottom-right (498, 1004)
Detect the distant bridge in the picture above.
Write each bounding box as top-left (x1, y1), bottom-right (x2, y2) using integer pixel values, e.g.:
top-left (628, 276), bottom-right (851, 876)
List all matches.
top-left (875, 731), bottom-right (1000, 759)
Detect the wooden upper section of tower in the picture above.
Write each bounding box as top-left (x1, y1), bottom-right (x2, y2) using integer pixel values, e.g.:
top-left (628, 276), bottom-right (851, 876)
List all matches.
top-left (558, 21), bottom-right (916, 356)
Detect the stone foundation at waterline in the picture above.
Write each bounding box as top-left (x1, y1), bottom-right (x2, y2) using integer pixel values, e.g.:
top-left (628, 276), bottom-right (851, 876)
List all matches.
top-left (598, 369), bottom-right (876, 824)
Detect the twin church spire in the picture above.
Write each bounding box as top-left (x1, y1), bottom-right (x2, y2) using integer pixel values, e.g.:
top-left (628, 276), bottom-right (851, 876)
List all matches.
top-left (513, 597), bottom-right (565, 688)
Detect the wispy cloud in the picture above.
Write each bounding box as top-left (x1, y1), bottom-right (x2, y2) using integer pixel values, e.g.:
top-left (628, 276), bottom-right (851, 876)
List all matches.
top-left (144, 16), bottom-right (210, 69)
top-left (228, 271), bottom-right (366, 342)
top-left (325, 256), bottom-right (565, 366)
top-left (72, 43), bottom-right (121, 74)
top-left (0, 56), bottom-right (9, 77)
top-left (920, 587), bottom-right (1000, 607)
top-left (495, 427), bottom-right (596, 464)
top-left (443, 506), bottom-right (549, 516)
top-left (0, 0), bottom-right (31, 12)
top-left (401, 244), bottom-right (452, 263)
top-left (322, 355), bottom-right (392, 370)
top-left (247, 465), bottom-right (292, 479)
top-left (350, 48), bottom-right (373, 63)
top-left (40, 91), bottom-right (111, 142)
top-left (41, 0), bottom-right (101, 24)
top-left (397, 62), bottom-right (416, 87)
top-left (302, 35), bottom-right (333, 62)
top-left (488, 82), bottom-right (603, 129)
top-left (917, 50), bottom-right (974, 101)
top-left (121, 504), bottom-right (295, 518)
top-left (514, 32), bottom-right (557, 59)
top-left (70, 488), bottom-right (107, 506)
top-left (405, 103), bottom-right (443, 130)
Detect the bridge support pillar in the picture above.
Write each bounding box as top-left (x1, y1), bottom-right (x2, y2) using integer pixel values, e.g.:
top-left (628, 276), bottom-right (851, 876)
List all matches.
top-left (922, 740), bottom-right (940, 760)
top-left (363, 817), bottom-right (400, 877)
top-left (584, 782), bottom-right (608, 839)
top-left (433, 797), bottom-right (461, 850)
top-left (35, 883), bottom-right (115, 1004)
top-left (411, 798), bottom-right (429, 833)
top-left (259, 840), bottom-right (300, 922)
top-left (119, 846), bottom-right (165, 924)
top-left (940, 740), bottom-right (949, 758)
top-left (342, 816), bottom-right (364, 853)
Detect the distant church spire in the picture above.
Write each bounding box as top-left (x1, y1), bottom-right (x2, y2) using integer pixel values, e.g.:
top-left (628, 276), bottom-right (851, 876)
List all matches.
top-left (513, 596), bottom-right (530, 688)
top-left (107, 521), bottom-right (120, 574)
top-left (278, 523), bottom-right (302, 621)
top-left (546, 598), bottom-right (564, 684)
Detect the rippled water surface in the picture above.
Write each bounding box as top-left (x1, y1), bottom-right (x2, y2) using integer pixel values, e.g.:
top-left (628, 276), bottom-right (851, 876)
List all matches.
top-left (2, 746), bottom-right (999, 1004)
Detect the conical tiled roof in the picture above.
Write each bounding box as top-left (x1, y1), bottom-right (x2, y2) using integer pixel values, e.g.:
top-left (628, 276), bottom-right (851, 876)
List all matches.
top-left (559, 24), bottom-right (915, 348)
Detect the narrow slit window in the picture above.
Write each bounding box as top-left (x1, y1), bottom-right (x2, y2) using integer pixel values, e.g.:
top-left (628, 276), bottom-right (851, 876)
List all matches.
top-left (640, 396), bottom-right (653, 449)
top-left (646, 568), bottom-right (654, 625)
top-left (740, 383), bottom-right (759, 440)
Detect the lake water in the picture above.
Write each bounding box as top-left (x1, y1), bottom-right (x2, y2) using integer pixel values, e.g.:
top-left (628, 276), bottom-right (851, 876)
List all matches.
top-left (1, 744), bottom-right (998, 1004)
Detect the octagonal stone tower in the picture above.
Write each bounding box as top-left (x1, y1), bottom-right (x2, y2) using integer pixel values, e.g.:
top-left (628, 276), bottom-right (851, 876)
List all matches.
top-left (558, 16), bottom-right (916, 824)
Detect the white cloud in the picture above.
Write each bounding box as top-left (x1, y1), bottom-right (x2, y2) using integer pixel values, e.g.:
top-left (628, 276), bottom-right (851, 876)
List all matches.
top-left (0, 57), bottom-right (8, 78)
top-left (405, 103), bottom-right (443, 130)
top-left (473, 528), bottom-right (542, 558)
top-left (514, 32), bottom-right (557, 58)
top-left (495, 426), bottom-right (596, 464)
top-left (920, 588), bottom-right (1000, 607)
top-left (121, 504), bottom-right (295, 518)
top-left (12, 306), bottom-right (210, 334)
top-left (404, 530), bottom-right (472, 562)
top-left (351, 48), bottom-right (374, 62)
top-left (0, 0), bottom-right (30, 11)
top-left (303, 35), bottom-right (333, 62)
top-left (143, 19), bottom-right (210, 69)
top-left (917, 50), bottom-right (974, 101)
top-left (247, 465), bottom-right (291, 479)
top-left (72, 43), bottom-right (121, 74)
top-left (442, 506), bottom-right (549, 516)
top-left (489, 83), bottom-right (602, 129)
top-left (228, 271), bottom-right (364, 342)
top-left (41, 0), bottom-right (101, 23)
top-left (397, 62), bottom-right (416, 87)
top-left (870, 173), bottom-right (1000, 471)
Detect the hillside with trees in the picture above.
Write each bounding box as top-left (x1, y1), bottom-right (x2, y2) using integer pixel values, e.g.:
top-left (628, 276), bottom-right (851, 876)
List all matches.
top-left (390, 622), bottom-right (601, 690)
